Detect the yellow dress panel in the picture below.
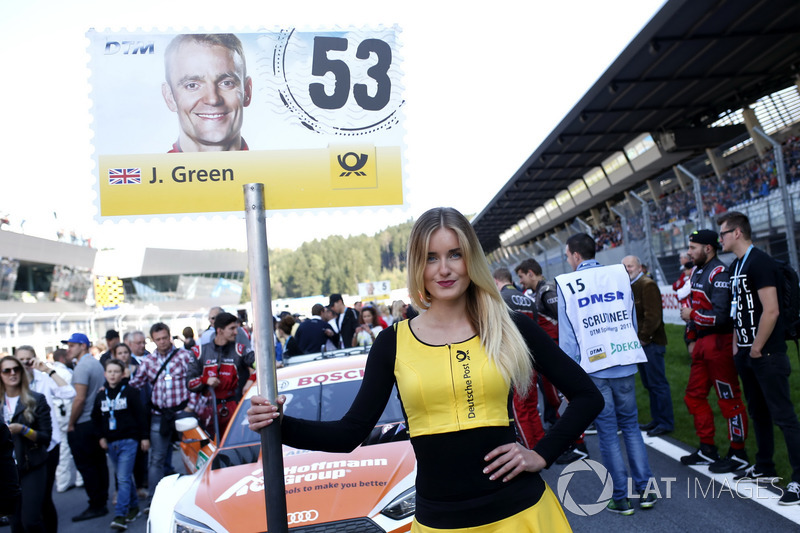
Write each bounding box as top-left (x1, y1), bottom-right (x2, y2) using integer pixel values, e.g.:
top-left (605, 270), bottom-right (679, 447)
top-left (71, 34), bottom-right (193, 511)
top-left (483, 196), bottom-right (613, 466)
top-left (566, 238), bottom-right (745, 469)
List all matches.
top-left (393, 321), bottom-right (513, 437)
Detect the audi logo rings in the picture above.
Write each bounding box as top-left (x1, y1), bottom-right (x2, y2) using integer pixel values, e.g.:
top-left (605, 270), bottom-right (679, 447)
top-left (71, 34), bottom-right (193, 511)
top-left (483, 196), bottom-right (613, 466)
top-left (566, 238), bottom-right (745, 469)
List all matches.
top-left (287, 510), bottom-right (319, 524)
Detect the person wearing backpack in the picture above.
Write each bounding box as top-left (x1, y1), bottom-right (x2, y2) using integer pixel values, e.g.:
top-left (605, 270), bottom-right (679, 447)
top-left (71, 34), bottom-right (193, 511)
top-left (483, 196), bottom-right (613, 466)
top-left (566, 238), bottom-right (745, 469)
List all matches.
top-left (718, 211), bottom-right (800, 505)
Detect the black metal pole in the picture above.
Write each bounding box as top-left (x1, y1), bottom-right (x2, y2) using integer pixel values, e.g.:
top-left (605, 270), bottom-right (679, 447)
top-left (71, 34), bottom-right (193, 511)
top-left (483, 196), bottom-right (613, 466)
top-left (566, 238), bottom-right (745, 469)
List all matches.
top-left (210, 387), bottom-right (220, 445)
top-left (244, 183), bottom-right (288, 533)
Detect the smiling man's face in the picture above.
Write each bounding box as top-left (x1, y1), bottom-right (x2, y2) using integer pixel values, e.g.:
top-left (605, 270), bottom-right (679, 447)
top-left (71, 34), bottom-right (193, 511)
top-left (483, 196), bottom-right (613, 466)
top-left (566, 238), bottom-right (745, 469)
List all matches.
top-left (163, 40), bottom-right (251, 152)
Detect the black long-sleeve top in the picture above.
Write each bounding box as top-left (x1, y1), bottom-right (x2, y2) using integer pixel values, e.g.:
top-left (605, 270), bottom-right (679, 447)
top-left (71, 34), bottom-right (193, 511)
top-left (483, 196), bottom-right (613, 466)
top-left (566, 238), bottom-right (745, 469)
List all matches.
top-left (281, 312), bottom-right (603, 529)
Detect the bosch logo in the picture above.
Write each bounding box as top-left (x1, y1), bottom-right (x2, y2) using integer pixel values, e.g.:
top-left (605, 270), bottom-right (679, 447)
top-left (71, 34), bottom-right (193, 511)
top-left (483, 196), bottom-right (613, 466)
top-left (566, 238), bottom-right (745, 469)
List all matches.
top-left (287, 510), bottom-right (319, 524)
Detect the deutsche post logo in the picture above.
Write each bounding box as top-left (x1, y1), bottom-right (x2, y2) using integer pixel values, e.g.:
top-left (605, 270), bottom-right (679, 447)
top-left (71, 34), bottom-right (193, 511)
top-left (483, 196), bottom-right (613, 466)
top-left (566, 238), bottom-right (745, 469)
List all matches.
top-left (337, 152), bottom-right (369, 176)
top-left (329, 146), bottom-right (377, 190)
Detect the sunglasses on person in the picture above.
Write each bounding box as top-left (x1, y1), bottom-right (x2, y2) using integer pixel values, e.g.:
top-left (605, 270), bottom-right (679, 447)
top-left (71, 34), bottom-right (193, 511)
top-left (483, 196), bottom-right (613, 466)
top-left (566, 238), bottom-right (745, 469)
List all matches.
top-left (21, 359), bottom-right (35, 366)
top-left (1, 366), bottom-right (22, 375)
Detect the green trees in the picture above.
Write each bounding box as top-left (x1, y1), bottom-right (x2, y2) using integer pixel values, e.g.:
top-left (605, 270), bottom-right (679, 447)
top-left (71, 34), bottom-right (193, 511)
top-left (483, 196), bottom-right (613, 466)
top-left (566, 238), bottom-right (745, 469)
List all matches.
top-left (265, 219), bottom-right (414, 299)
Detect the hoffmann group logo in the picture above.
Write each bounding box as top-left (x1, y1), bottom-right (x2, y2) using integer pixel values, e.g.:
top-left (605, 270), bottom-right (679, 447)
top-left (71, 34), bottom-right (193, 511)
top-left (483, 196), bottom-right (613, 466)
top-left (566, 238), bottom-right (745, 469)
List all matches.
top-left (556, 459), bottom-right (613, 516)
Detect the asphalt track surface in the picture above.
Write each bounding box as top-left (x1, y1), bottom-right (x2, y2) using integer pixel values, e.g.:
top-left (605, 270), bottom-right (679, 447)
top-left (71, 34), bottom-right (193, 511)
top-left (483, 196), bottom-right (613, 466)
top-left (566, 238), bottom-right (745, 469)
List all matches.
top-left (34, 433), bottom-right (800, 532)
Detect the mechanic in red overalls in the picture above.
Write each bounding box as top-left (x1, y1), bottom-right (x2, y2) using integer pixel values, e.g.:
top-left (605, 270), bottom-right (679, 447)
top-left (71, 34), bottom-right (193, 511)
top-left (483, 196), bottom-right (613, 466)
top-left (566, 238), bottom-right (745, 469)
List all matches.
top-left (187, 312), bottom-right (254, 437)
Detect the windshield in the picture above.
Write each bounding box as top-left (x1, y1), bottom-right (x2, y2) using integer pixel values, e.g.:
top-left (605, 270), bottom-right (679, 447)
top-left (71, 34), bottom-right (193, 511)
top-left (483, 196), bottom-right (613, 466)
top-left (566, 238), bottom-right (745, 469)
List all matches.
top-left (223, 381), bottom-right (405, 448)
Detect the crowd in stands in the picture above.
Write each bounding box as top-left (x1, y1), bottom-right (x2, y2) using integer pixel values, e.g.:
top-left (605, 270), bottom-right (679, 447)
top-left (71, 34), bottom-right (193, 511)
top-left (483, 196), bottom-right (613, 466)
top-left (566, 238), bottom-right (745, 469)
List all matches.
top-left (650, 135), bottom-right (800, 228)
top-left (585, 136), bottom-right (800, 251)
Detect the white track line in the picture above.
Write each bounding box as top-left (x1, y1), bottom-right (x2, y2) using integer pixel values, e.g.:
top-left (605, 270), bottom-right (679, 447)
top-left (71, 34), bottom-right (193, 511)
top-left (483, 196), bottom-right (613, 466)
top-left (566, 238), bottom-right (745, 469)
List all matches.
top-left (643, 432), bottom-right (800, 523)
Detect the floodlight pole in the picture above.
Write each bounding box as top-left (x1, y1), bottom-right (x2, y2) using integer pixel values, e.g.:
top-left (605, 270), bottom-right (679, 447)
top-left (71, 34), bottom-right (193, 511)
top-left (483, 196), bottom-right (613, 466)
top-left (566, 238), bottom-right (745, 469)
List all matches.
top-left (753, 127), bottom-right (799, 273)
top-left (675, 164), bottom-right (707, 231)
top-left (244, 183), bottom-right (288, 533)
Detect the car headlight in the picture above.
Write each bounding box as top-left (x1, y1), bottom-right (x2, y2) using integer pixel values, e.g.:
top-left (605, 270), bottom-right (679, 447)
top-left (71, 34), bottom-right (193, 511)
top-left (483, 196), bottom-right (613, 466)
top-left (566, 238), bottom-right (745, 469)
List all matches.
top-left (174, 512), bottom-right (216, 533)
top-left (380, 487), bottom-right (416, 520)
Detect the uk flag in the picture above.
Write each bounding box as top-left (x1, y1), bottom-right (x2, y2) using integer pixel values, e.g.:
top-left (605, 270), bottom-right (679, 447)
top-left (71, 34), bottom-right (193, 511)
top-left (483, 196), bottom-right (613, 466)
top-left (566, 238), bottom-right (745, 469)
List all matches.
top-left (108, 168), bottom-right (141, 185)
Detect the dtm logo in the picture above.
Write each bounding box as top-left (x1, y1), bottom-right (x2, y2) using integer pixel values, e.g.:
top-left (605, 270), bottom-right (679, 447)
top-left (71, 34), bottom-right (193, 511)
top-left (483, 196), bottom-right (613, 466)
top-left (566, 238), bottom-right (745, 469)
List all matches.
top-left (104, 41), bottom-right (154, 55)
top-left (288, 510), bottom-right (319, 525)
top-left (578, 291), bottom-right (624, 308)
top-left (587, 346), bottom-right (606, 362)
top-left (337, 152), bottom-right (368, 176)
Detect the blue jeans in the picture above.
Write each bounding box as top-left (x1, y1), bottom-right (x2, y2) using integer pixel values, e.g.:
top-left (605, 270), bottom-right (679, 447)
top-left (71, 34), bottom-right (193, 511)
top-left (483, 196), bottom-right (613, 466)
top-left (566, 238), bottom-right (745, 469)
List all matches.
top-left (107, 438), bottom-right (139, 516)
top-left (592, 374), bottom-right (654, 501)
top-left (148, 415), bottom-right (172, 498)
top-left (638, 342), bottom-right (674, 430)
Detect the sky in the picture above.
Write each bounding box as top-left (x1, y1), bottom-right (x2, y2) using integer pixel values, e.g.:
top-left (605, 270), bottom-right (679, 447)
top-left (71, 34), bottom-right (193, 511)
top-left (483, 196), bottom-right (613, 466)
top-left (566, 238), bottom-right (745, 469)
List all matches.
top-left (0, 0), bottom-right (665, 251)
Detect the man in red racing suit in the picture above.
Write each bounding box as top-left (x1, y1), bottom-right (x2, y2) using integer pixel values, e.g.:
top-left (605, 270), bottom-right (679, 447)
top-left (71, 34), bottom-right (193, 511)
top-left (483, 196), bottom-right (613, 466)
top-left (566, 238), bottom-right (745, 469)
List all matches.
top-left (187, 312), bottom-right (254, 437)
top-left (679, 230), bottom-right (748, 472)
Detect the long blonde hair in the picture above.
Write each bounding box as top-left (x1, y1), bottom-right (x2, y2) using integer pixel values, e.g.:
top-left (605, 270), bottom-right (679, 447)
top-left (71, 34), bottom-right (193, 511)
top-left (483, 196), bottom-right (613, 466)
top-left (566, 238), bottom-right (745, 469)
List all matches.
top-left (0, 355), bottom-right (36, 424)
top-left (407, 207), bottom-right (533, 396)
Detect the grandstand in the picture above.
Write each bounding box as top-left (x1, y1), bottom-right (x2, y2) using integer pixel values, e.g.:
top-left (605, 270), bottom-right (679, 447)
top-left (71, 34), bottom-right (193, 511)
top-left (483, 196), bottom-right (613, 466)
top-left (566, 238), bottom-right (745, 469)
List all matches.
top-left (0, 229), bottom-right (247, 356)
top-left (472, 0), bottom-right (800, 285)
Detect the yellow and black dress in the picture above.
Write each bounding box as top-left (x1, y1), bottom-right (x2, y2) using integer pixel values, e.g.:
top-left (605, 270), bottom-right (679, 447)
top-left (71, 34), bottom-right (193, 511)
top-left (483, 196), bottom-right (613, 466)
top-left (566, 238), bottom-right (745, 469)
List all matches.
top-left (282, 312), bottom-right (603, 532)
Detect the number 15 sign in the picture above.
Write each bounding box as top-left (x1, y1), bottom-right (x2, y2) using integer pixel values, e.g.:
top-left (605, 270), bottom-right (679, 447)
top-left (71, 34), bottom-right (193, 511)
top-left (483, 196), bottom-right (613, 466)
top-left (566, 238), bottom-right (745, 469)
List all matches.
top-left (87, 28), bottom-right (405, 218)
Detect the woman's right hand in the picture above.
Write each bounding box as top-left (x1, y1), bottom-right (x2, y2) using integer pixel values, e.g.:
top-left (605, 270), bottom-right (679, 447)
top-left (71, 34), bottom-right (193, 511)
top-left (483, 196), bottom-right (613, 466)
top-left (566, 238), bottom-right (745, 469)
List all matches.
top-left (247, 394), bottom-right (286, 432)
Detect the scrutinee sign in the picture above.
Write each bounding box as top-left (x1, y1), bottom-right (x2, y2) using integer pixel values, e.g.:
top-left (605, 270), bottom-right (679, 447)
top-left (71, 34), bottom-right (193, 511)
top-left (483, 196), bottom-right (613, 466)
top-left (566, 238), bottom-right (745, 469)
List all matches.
top-left (87, 28), bottom-right (405, 217)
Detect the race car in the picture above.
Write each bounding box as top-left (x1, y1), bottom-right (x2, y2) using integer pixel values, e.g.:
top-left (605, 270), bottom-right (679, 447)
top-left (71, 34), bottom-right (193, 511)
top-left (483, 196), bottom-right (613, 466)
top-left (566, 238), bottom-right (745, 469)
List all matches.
top-left (147, 352), bottom-right (416, 532)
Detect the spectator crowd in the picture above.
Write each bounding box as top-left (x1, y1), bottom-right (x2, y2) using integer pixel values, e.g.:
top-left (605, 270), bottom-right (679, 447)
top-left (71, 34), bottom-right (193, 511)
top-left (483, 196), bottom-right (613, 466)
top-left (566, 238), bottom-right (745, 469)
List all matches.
top-left (586, 136), bottom-right (800, 251)
top-left (0, 296), bottom-right (414, 531)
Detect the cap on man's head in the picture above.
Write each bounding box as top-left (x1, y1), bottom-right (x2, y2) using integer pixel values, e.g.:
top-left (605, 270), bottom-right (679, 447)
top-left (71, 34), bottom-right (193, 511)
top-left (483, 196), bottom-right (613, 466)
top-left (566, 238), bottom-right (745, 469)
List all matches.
top-left (329, 293), bottom-right (343, 306)
top-left (689, 229), bottom-right (720, 249)
top-left (105, 329), bottom-right (120, 341)
top-left (62, 333), bottom-right (91, 346)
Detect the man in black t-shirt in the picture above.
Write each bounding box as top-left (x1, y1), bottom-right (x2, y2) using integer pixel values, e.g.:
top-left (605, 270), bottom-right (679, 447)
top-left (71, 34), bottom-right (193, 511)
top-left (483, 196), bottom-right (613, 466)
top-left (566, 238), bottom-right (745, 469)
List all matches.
top-left (718, 211), bottom-right (800, 505)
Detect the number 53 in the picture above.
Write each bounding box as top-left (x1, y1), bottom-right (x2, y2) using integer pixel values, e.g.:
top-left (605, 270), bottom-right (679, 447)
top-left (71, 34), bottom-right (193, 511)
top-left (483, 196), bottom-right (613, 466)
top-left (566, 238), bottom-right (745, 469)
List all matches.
top-left (310, 36), bottom-right (392, 111)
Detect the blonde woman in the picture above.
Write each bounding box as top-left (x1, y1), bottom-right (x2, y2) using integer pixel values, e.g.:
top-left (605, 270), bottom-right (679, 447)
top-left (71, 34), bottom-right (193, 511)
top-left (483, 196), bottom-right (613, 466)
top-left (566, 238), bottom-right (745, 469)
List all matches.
top-left (248, 207), bottom-right (602, 531)
top-left (1, 355), bottom-right (52, 533)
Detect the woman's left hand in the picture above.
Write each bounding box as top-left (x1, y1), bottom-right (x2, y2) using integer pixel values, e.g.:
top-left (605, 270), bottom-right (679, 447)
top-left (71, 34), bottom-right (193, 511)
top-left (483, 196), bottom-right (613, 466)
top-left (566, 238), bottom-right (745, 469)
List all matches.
top-left (7, 423), bottom-right (23, 435)
top-left (483, 443), bottom-right (546, 482)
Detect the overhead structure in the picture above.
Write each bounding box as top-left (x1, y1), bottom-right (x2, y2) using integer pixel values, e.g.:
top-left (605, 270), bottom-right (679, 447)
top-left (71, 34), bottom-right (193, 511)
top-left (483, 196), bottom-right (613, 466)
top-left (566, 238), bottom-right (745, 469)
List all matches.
top-left (471, 0), bottom-right (800, 252)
